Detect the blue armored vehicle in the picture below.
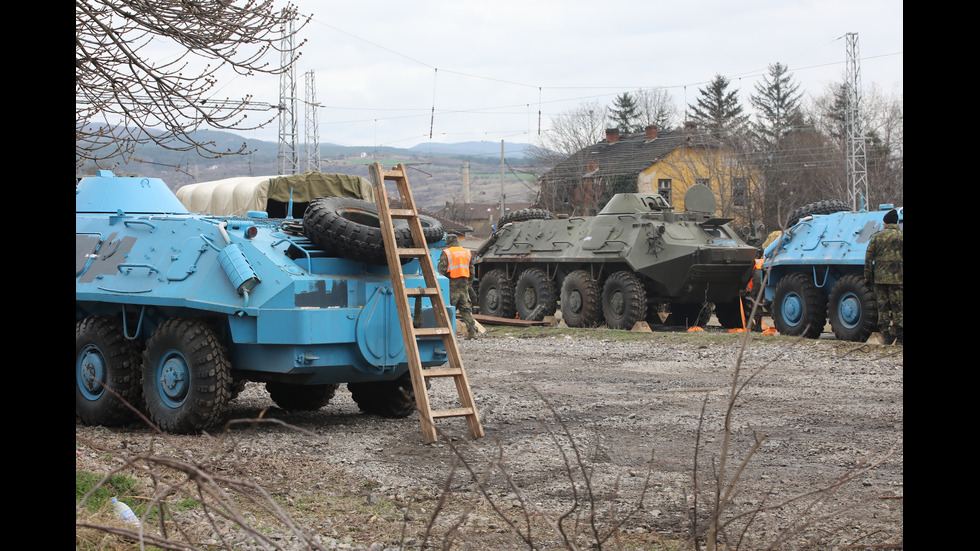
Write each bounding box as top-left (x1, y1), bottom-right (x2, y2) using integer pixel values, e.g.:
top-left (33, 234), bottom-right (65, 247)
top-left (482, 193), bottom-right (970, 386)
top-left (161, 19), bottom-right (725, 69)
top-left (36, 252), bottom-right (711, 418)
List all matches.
top-left (762, 201), bottom-right (903, 342)
top-left (76, 170), bottom-right (450, 433)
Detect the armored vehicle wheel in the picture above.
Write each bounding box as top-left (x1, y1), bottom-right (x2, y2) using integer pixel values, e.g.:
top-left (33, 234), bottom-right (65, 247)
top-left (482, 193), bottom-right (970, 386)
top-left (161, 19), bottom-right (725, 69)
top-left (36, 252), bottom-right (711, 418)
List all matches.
top-left (302, 196), bottom-right (413, 265)
top-left (349, 373), bottom-right (416, 418)
top-left (714, 298), bottom-right (745, 329)
top-left (773, 273), bottom-right (827, 338)
top-left (141, 318), bottom-right (233, 433)
top-left (560, 270), bottom-right (603, 327)
top-left (479, 268), bottom-right (516, 318)
top-left (785, 200), bottom-right (849, 228)
top-left (515, 268), bottom-right (557, 321)
top-left (601, 271), bottom-right (648, 330)
top-left (76, 316), bottom-right (143, 426)
top-left (828, 274), bottom-right (878, 342)
top-left (497, 208), bottom-right (553, 227)
top-left (665, 303), bottom-right (712, 328)
top-left (267, 382), bottom-right (339, 411)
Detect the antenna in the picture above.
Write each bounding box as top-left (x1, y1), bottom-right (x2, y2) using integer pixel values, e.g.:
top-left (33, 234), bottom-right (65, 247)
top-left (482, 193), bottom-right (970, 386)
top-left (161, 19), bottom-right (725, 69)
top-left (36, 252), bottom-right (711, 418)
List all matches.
top-left (304, 70), bottom-right (321, 172)
top-left (277, 10), bottom-right (299, 176)
top-left (845, 32), bottom-right (868, 211)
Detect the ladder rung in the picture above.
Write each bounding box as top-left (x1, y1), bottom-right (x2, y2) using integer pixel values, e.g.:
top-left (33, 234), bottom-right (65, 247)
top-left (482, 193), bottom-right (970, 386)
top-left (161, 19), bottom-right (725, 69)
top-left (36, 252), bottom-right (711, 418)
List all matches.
top-left (414, 327), bottom-right (453, 338)
top-left (431, 407), bottom-right (476, 419)
top-left (405, 287), bottom-right (441, 297)
top-left (423, 367), bottom-right (464, 378)
top-left (382, 169), bottom-right (405, 180)
top-left (397, 247), bottom-right (428, 257)
top-left (390, 209), bottom-right (416, 218)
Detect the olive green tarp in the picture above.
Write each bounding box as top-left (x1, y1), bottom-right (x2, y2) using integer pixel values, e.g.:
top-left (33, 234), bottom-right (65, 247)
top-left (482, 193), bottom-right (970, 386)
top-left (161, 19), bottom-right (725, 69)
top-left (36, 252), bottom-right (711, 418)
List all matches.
top-left (176, 171), bottom-right (375, 216)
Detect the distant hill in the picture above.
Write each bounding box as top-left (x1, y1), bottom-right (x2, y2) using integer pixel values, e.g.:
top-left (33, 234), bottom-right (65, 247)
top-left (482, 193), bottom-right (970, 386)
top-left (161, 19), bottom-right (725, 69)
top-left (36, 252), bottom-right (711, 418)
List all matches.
top-left (78, 129), bottom-right (548, 210)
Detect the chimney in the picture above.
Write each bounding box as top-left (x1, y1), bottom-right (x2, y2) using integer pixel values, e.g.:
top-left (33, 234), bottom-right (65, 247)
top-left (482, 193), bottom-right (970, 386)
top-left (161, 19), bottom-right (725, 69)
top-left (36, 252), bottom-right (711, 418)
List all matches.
top-left (605, 128), bottom-right (620, 143)
top-left (645, 124), bottom-right (658, 141)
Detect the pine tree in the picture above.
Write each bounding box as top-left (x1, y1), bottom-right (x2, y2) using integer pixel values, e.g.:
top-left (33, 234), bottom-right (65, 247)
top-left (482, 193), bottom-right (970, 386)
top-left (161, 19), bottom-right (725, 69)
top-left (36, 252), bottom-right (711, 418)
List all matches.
top-left (687, 74), bottom-right (748, 138)
top-left (609, 92), bottom-right (643, 134)
top-left (750, 63), bottom-right (804, 151)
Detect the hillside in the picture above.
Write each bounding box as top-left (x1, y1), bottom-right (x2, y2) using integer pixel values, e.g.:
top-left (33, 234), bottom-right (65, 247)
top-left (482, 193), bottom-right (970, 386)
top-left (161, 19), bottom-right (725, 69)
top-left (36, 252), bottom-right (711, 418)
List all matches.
top-left (78, 130), bottom-right (545, 210)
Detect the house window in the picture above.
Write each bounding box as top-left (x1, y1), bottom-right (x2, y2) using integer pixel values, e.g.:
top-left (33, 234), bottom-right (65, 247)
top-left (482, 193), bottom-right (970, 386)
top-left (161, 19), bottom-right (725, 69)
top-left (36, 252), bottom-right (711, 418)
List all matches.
top-left (732, 178), bottom-right (747, 207)
top-left (658, 179), bottom-right (671, 204)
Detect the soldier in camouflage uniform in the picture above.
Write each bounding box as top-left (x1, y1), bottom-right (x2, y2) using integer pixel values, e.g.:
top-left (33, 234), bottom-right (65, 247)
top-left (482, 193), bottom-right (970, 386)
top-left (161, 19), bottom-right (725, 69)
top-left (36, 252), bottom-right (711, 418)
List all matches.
top-left (864, 209), bottom-right (903, 344)
top-left (438, 234), bottom-right (480, 338)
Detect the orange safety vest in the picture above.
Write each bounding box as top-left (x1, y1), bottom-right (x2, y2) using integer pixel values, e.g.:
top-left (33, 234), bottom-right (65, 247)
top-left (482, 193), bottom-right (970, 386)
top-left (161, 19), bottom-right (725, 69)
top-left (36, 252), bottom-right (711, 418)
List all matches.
top-left (445, 246), bottom-right (472, 279)
top-left (747, 258), bottom-right (764, 291)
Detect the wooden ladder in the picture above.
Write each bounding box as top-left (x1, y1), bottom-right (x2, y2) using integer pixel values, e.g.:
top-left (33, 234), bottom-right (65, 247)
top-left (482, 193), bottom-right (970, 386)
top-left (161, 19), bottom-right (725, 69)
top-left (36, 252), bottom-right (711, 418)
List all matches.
top-left (368, 162), bottom-right (484, 444)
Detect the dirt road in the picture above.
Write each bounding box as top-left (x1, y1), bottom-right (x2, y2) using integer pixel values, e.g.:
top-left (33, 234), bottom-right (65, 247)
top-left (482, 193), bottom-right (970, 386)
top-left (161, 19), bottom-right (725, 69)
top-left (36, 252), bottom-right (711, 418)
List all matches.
top-left (75, 326), bottom-right (903, 550)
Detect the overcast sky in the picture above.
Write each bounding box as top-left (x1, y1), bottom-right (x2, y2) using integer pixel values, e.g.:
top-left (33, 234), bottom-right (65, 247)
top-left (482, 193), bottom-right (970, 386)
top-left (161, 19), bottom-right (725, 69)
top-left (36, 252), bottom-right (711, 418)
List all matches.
top-left (228, 0), bottom-right (903, 151)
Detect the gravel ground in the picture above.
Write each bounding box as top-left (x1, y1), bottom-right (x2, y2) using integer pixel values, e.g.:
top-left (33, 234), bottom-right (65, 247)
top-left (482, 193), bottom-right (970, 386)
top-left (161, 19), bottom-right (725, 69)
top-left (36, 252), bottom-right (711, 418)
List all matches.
top-left (76, 322), bottom-right (903, 550)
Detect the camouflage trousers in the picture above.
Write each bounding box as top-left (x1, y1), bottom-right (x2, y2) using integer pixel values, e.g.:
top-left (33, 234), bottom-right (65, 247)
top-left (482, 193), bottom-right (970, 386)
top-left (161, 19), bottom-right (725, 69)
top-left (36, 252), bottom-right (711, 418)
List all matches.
top-left (449, 279), bottom-right (478, 337)
top-left (874, 283), bottom-right (903, 336)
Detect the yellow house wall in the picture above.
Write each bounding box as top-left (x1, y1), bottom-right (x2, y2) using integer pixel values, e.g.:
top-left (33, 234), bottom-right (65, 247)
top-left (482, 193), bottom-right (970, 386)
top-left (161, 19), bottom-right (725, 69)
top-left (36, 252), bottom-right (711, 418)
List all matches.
top-left (638, 146), bottom-right (757, 226)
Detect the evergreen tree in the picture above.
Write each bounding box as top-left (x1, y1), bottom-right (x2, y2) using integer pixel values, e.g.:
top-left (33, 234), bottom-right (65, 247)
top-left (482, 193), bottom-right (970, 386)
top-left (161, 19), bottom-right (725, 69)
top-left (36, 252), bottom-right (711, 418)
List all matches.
top-left (609, 92), bottom-right (643, 134)
top-left (687, 74), bottom-right (748, 138)
top-left (750, 63), bottom-right (804, 151)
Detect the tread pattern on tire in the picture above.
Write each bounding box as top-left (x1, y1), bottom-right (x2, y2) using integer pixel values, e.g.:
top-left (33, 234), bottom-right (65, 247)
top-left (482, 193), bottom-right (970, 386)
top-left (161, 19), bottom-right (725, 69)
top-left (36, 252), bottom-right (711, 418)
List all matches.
top-left (302, 196), bottom-right (413, 265)
top-left (515, 268), bottom-right (557, 321)
top-left (75, 315), bottom-right (143, 427)
top-left (560, 269), bottom-right (602, 328)
top-left (773, 272), bottom-right (827, 339)
top-left (785, 200), bottom-right (849, 228)
top-left (601, 271), bottom-right (648, 330)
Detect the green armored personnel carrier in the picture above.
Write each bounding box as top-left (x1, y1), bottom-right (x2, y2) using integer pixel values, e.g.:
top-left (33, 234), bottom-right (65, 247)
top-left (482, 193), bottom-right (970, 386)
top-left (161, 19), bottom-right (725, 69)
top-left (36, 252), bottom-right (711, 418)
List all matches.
top-left (473, 185), bottom-right (758, 330)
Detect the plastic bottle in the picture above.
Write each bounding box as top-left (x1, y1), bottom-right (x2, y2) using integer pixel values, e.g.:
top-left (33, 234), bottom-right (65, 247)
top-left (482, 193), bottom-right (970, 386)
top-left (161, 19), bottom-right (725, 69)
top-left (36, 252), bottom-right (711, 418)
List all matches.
top-left (111, 497), bottom-right (141, 528)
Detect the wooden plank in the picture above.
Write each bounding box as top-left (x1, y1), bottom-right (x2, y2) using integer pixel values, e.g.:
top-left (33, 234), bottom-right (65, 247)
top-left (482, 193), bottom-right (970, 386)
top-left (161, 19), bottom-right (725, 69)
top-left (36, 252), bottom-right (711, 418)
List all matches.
top-left (473, 314), bottom-right (551, 327)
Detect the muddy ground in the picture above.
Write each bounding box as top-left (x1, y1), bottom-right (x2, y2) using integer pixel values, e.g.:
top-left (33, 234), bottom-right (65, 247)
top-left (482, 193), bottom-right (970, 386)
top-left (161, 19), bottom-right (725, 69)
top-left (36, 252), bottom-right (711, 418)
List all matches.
top-left (76, 322), bottom-right (903, 550)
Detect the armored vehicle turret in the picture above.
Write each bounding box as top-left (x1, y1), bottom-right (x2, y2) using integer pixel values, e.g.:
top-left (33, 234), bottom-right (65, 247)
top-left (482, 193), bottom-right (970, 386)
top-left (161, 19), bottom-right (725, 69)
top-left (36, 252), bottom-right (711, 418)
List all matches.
top-left (473, 185), bottom-right (758, 330)
top-left (76, 171), bottom-right (450, 433)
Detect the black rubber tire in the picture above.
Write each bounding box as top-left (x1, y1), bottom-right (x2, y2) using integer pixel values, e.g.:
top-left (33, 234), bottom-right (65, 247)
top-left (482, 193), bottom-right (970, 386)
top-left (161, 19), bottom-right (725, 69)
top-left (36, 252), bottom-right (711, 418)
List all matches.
top-left (601, 271), bottom-right (648, 330)
top-left (478, 268), bottom-right (516, 318)
top-left (828, 273), bottom-right (879, 342)
top-left (302, 196), bottom-right (413, 265)
top-left (714, 298), bottom-right (745, 329)
top-left (560, 270), bottom-right (603, 328)
top-left (266, 382), bottom-right (339, 411)
top-left (76, 316), bottom-right (143, 426)
top-left (772, 272), bottom-right (828, 339)
top-left (665, 303), bottom-right (713, 328)
top-left (785, 200), bottom-right (850, 228)
top-left (394, 214), bottom-right (445, 244)
top-left (497, 208), bottom-right (553, 228)
top-left (515, 268), bottom-right (558, 321)
top-left (141, 318), bottom-right (233, 433)
top-left (348, 372), bottom-right (416, 418)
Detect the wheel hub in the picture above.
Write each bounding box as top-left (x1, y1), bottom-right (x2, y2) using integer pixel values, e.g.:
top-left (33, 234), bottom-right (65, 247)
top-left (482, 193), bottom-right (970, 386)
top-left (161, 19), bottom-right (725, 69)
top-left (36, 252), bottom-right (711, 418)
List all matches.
top-left (609, 290), bottom-right (625, 317)
top-left (837, 292), bottom-right (861, 328)
top-left (157, 353), bottom-right (190, 406)
top-left (522, 288), bottom-right (537, 309)
top-left (567, 290), bottom-right (583, 314)
top-left (781, 293), bottom-right (803, 326)
top-left (77, 345), bottom-right (106, 399)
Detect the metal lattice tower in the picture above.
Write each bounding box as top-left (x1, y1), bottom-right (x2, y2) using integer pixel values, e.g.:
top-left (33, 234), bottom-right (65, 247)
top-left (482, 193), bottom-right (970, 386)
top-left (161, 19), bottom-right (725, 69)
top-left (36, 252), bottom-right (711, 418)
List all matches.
top-left (277, 11), bottom-right (299, 176)
top-left (304, 71), bottom-right (321, 172)
top-left (845, 32), bottom-right (868, 211)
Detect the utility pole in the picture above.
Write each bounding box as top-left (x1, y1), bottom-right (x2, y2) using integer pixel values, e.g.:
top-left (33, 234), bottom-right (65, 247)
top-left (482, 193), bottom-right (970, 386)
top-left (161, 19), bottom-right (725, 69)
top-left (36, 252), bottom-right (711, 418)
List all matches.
top-left (499, 140), bottom-right (506, 216)
top-left (304, 70), bottom-right (321, 172)
top-left (845, 32), bottom-right (868, 211)
top-left (277, 9), bottom-right (298, 176)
